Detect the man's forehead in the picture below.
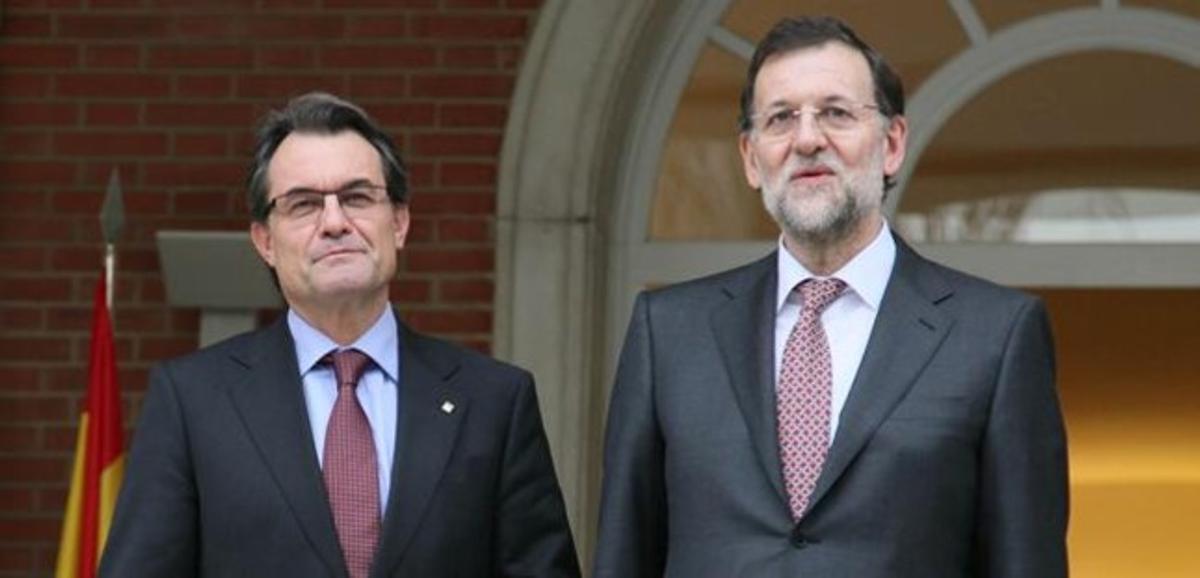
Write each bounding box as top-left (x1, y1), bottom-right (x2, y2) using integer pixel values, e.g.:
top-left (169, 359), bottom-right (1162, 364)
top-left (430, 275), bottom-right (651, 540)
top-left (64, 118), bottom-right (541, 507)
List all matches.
top-left (267, 130), bottom-right (383, 191)
top-left (754, 41), bottom-right (873, 103)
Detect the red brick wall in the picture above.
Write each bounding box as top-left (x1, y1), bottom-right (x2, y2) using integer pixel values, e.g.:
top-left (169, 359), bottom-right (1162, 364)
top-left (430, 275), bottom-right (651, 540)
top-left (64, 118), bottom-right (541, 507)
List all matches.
top-left (0, 0), bottom-right (541, 574)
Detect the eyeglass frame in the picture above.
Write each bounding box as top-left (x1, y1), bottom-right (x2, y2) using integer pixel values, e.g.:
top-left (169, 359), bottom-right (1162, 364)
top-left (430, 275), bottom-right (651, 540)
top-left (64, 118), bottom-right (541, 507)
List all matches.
top-left (263, 182), bottom-right (395, 222)
top-left (748, 100), bottom-right (882, 141)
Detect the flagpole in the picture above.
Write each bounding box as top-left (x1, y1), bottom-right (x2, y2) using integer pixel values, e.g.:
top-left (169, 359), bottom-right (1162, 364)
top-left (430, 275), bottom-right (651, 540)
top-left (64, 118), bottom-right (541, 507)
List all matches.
top-left (100, 169), bottom-right (123, 314)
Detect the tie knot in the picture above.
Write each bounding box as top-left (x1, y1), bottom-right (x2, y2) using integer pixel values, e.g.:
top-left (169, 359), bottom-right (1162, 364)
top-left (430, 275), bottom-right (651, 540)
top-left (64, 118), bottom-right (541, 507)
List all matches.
top-left (325, 349), bottom-right (372, 390)
top-left (798, 278), bottom-right (846, 314)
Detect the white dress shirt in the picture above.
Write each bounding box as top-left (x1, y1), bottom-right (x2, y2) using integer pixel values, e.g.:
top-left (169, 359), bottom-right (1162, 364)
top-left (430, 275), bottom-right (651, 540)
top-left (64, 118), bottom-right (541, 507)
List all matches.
top-left (288, 307), bottom-right (400, 514)
top-left (774, 224), bottom-right (896, 443)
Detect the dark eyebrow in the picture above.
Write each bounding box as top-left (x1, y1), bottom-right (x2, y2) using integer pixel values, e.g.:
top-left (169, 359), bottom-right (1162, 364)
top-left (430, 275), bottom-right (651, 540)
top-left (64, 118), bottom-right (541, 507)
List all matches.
top-left (282, 178), bottom-right (376, 197)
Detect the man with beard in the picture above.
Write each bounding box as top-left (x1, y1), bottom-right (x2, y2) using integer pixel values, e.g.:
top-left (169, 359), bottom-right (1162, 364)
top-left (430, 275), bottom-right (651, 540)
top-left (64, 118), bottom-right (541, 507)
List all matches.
top-left (593, 17), bottom-right (1068, 578)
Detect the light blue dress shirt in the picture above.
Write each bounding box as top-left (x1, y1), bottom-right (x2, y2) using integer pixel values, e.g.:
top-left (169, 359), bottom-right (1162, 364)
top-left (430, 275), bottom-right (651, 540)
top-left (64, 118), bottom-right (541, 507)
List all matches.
top-left (287, 308), bottom-right (400, 515)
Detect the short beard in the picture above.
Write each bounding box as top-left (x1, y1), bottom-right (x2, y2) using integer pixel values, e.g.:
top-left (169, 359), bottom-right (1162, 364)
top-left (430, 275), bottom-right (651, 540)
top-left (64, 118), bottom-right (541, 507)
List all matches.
top-left (765, 182), bottom-right (863, 248)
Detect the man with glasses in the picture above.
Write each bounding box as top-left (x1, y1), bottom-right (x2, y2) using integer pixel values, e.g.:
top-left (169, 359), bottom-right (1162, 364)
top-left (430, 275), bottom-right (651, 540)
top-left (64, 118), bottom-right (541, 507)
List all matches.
top-left (102, 92), bottom-right (580, 578)
top-left (594, 17), bottom-right (1067, 578)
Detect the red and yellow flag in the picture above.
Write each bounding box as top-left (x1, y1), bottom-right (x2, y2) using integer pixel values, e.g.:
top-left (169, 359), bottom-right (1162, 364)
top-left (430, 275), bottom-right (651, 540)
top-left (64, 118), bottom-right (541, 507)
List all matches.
top-left (55, 277), bottom-right (124, 578)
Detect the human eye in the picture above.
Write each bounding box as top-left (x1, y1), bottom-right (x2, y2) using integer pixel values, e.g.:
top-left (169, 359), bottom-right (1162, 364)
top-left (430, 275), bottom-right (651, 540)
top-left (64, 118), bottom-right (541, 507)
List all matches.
top-left (760, 109), bottom-right (796, 134)
top-left (338, 188), bottom-right (379, 209)
top-left (282, 193), bottom-right (323, 217)
top-left (817, 105), bottom-right (858, 130)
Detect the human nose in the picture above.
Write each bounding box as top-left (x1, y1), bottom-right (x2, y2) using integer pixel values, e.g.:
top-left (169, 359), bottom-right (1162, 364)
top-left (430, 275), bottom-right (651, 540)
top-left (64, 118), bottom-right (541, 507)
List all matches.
top-left (316, 193), bottom-right (352, 235)
top-left (789, 109), bottom-right (828, 155)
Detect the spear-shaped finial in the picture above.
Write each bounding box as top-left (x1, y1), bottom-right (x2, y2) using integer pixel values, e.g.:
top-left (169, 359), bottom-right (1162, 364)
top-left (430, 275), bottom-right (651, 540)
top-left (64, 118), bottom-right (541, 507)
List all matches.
top-left (100, 168), bottom-right (125, 245)
top-left (99, 169), bottom-right (125, 310)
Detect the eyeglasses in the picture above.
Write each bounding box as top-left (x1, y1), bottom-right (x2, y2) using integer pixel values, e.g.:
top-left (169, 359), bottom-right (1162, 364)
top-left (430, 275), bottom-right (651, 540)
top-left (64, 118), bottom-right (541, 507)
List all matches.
top-left (750, 101), bottom-right (881, 140)
top-left (265, 184), bottom-right (391, 222)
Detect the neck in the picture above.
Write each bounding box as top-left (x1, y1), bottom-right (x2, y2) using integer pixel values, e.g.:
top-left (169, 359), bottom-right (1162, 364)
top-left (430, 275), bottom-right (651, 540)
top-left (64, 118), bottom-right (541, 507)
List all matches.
top-left (783, 216), bottom-right (883, 277)
top-left (290, 294), bottom-right (389, 346)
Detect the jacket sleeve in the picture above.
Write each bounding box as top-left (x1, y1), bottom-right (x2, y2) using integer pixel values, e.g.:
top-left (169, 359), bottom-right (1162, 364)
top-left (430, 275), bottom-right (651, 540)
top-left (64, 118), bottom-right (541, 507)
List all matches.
top-left (99, 363), bottom-right (198, 578)
top-left (494, 369), bottom-right (582, 577)
top-left (592, 293), bottom-right (668, 578)
top-left (974, 298), bottom-right (1070, 577)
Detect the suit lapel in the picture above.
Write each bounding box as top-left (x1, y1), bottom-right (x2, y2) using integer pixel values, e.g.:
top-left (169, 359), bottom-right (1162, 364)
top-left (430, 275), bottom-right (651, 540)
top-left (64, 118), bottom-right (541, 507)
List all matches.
top-left (710, 254), bottom-right (789, 504)
top-left (225, 318), bottom-right (346, 578)
top-left (374, 319), bottom-right (466, 577)
top-left (805, 239), bottom-right (954, 514)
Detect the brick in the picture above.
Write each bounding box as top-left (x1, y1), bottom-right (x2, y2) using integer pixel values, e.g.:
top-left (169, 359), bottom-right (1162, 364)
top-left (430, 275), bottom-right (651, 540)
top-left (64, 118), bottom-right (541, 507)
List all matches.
top-left (389, 279), bottom-right (431, 303)
top-left (436, 218), bottom-right (491, 242)
top-left (439, 162), bottom-right (496, 187)
top-left (41, 426), bottom-right (78, 453)
top-left (0, 278), bottom-right (72, 302)
top-left (410, 73), bottom-right (514, 98)
top-left (174, 74), bottom-right (233, 98)
top-left (144, 162), bottom-right (244, 187)
top-left (0, 518), bottom-right (61, 542)
top-left (49, 247), bottom-right (103, 273)
top-left (146, 102), bottom-right (255, 127)
top-left (0, 102), bottom-right (78, 127)
top-left (0, 545), bottom-right (36, 573)
top-left (0, 458), bottom-right (69, 483)
top-left (442, 46), bottom-right (498, 68)
top-left (0, 132), bottom-right (53, 157)
top-left (256, 46), bottom-right (316, 69)
top-left (405, 248), bottom-right (493, 272)
top-left (0, 366), bottom-right (42, 390)
top-left (346, 16), bottom-right (407, 38)
top-left (139, 337), bottom-right (199, 362)
top-left (173, 191), bottom-right (230, 214)
top-left (0, 74), bottom-right (52, 98)
top-left (0, 336), bottom-right (72, 361)
top-left (410, 133), bottom-right (502, 156)
top-left (0, 489), bottom-right (36, 514)
top-left (86, 102), bottom-right (141, 126)
top-left (0, 306), bottom-right (45, 331)
top-left (347, 76), bottom-right (408, 100)
top-left (56, 74), bottom-right (171, 98)
top-left (54, 132), bottom-right (169, 156)
top-left (0, 397), bottom-right (71, 421)
top-left (413, 192), bottom-right (494, 215)
top-left (320, 45), bottom-right (437, 69)
top-left (0, 217), bottom-right (76, 242)
top-left (0, 45), bottom-right (79, 68)
top-left (246, 16), bottom-right (346, 40)
top-left (235, 74), bottom-right (348, 98)
top-left (412, 15), bottom-right (527, 39)
top-left (407, 161), bottom-right (434, 187)
top-left (173, 133), bottom-right (228, 156)
top-left (58, 15), bottom-right (171, 39)
top-left (438, 279), bottom-right (493, 302)
top-left (0, 15), bottom-right (53, 38)
top-left (259, 0), bottom-right (320, 7)
top-left (85, 45), bottom-right (143, 68)
top-left (439, 103), bottom-right (507, 127)
top-left (117, 308), bottom-right (166, 332)
top-left (327, 0), bottom-right (435, 7)
top-left (0, 247), bottom-right (47, 270)
top-left (46, 306), bottom-right (91, 331)
top-left (123, 191), bottom-right (171, 216)
top-left (148, 45), bottom-right (254, 69)
top-left (404, 309), bottom-right (491, 333)
top-left (369, 103), bottom-right (436, 127)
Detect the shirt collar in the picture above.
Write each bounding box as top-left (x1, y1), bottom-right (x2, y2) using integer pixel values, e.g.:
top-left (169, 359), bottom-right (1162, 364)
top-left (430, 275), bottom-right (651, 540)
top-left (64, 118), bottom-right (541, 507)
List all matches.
top-left (775, 222), bottom-right (896, 313)
top-left (286, 307), bottom-right (400, 382)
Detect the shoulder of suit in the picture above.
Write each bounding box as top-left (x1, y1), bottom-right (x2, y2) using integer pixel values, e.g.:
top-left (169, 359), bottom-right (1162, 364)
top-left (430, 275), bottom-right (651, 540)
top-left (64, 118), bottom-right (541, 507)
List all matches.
top-left (903, 245), bottom-right (1041, 310)
top-left (402, 324), bottom-right (531, 382)
top-left (641, 252), bottom-right (774, 303)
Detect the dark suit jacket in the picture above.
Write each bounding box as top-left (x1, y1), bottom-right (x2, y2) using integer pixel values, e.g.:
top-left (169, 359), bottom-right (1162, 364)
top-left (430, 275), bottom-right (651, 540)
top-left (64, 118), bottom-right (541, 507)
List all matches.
top-left (101, 311), bottom-right (580, 578)
top-left (593, 237), bottom-right (1068, 578)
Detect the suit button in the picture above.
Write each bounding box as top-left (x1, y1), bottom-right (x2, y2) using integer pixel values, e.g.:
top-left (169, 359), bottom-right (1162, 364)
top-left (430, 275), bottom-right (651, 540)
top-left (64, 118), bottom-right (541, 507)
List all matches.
top-left (789, 527), bottom-right (810, 549)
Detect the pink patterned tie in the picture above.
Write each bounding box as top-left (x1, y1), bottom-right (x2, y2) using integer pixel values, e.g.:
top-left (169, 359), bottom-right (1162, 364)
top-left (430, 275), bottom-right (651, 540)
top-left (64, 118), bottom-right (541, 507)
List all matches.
top-left (323, 349), bottom-right (379, 578)
top-left (777, 278), bottom-right (845, 521)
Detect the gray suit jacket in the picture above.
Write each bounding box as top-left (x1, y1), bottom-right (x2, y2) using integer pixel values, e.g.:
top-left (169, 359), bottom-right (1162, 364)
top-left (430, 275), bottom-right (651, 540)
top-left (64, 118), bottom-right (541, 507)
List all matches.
top-left (593, 237), bottom-right (1068, 578)
top-left (101, 311), bottom-right (580, 578)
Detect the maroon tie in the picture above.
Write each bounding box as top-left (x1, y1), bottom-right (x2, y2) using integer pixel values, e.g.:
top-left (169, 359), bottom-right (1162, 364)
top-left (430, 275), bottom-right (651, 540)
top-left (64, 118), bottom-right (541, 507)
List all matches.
top-left (323, 349), bottom-right (379, 578)
top-left (777, 278), bottom-right (845, 521)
